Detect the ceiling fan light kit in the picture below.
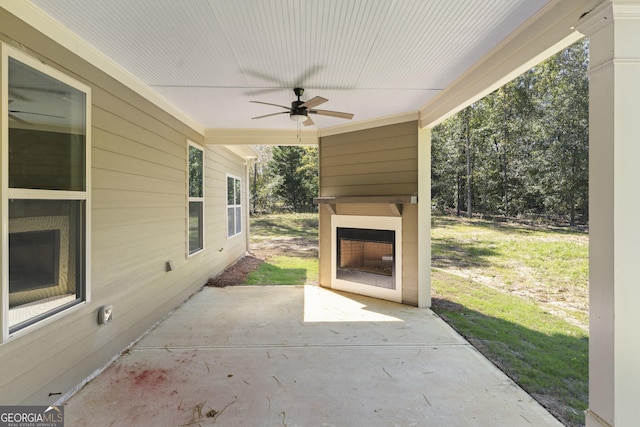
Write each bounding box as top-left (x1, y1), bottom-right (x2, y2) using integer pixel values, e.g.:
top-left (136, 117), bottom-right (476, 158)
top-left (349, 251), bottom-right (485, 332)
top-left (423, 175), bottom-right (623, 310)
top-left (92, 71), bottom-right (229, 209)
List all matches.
top-left (251, 87), bottom-right (353, 127)
top-left (290, 113), bottom-right (307, 122)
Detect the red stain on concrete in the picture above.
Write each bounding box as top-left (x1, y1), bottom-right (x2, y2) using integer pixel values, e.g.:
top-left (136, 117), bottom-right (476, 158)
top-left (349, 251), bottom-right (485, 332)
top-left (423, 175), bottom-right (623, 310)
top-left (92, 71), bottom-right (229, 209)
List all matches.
top-left (133, 368), bottom-right (168, 387)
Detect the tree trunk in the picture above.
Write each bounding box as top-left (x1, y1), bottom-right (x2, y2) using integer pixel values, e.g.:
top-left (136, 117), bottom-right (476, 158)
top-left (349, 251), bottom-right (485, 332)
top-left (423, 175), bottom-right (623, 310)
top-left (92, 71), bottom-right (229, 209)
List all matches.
top-left (465, 110), bottom-right (472, 218)
top-left (456, 173), bottom-right (462, 216)
top-left (467, 133), bottom-right (473, 218)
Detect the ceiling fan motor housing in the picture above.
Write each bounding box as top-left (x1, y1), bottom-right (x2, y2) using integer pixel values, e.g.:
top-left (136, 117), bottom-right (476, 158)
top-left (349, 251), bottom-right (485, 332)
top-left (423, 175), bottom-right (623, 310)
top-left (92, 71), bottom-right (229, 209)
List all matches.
top-left (290, 99), bottom-right (308, 120)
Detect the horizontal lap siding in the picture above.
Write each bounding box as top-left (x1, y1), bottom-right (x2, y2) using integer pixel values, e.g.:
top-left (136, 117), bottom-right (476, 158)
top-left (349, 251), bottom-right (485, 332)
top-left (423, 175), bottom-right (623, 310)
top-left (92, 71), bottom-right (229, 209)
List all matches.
top-left (204, 145), bottom-right (247, 268)
top-left (0, 10), bottom-right (246, 404)
top-left (320, 121), bottom-right (418, 197)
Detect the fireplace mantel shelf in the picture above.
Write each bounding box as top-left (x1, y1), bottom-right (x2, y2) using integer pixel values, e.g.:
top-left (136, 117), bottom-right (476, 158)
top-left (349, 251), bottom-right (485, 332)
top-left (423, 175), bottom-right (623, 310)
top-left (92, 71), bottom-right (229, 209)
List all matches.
top-left (313, 195), bottom-right (417, 216)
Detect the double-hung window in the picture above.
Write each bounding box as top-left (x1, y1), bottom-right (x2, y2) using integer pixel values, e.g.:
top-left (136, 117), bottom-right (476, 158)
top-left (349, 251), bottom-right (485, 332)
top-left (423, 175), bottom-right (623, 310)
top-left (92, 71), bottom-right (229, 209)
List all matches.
top-left (227, 175), bottom-right (242, 238)
top-left (188, 143), bottom-right (204, 254)
top-left (3, 48), bottom-right (90, 337)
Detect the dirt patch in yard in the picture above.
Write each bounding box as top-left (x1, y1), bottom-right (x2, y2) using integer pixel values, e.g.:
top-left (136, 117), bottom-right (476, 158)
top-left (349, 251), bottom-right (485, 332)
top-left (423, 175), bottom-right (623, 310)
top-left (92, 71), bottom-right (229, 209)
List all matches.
top-left (251, 236), bottom-right (318, 259)
top-left (206, 256), bottom-right (264, 287)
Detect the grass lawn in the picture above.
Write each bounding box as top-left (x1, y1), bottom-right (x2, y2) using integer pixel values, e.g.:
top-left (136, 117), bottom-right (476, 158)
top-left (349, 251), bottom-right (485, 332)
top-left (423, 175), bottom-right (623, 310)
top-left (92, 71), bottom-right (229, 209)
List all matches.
top-left (432, 215), bottom-right (589, 329)
top-left (247, 213), bottom-right (318, 285)
top-left (244, 255), bottom-right (318, 285)
top-left (250, 212), bottom-right (319, 241)
top-left (432, 270), bottom-right (588, 426)
top-left (431, 215), bottom-right (588, 426)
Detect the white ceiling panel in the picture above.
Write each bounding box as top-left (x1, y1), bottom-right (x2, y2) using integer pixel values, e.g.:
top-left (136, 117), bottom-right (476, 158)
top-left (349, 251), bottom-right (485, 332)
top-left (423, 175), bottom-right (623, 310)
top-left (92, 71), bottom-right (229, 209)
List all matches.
top-left (28, 0), bottom-right (551, 130)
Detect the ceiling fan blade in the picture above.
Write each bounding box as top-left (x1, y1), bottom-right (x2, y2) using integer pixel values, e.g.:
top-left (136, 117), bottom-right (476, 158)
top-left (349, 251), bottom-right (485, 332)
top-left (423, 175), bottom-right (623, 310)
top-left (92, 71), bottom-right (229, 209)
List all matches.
top-left (251, 111), bottom-right (289, 120)
top-left (9, 113), bottom-right (30, 125)
top-left (10, 86), bottom-right (70, 96)
top-left (300, 96), bottom-right (327, 109)
top-left (309, 109), bottom-right (354, 120)
top-left (302, 116), bottom-right (315, 126)
top-left (9, 110), bottom-right (64, 119)
top-left (249, 100), bottom-right (290, 110)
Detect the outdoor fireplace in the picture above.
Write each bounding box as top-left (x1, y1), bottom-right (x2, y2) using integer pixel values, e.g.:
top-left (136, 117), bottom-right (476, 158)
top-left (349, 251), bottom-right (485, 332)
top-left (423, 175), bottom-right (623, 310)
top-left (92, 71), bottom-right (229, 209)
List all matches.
top-left (336, 227), bottom-right (395, 289)
top-left (331, 214), bottom-right (403, 303)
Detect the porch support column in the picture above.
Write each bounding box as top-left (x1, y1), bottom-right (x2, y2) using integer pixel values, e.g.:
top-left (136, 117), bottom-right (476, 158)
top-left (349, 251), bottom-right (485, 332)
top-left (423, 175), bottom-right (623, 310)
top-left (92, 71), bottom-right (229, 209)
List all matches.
top-left (417, 127), bottom-right (431, 308)
top-left (579, 2), bottom-right (640, 426)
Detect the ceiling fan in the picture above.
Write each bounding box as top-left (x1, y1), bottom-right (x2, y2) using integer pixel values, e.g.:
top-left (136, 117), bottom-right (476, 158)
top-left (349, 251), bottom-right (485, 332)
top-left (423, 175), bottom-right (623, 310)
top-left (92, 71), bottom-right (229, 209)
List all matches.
top-left (250, 88), bottom-right (354, 126)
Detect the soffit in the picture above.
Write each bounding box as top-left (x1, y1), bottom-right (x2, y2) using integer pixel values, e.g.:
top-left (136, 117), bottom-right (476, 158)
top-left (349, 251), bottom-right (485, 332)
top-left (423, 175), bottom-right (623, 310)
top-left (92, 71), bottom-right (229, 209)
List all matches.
top-left (26, 0), bottom-right (551, 131)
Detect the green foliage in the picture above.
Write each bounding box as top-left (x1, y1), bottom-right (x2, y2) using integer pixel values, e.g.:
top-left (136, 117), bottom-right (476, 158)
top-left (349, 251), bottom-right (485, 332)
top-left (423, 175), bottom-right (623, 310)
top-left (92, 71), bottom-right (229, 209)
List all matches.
top-left (432, 39), bottom-right (589, 224)
top-left (250, 145), bottom-right (318, 213)
top-left (188, 145), bottom-right (203, 198)
top-left (268, 146), bottom-right (318, 212)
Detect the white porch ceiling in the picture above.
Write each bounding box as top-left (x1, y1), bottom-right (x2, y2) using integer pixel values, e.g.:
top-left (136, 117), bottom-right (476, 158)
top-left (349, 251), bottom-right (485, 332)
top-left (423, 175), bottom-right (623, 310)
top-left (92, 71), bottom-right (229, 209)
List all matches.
top-left (28, 0), bottom-right (552, 131)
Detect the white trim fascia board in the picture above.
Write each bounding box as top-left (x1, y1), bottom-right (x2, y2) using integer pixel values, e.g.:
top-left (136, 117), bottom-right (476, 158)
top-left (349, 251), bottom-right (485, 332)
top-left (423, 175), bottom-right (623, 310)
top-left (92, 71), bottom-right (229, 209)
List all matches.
top-left (577, 1), bottom-right (640, 37)
top-left (1, 44), bottom-right (8, 340)
top-left (205, 129), bottom-right (319, 146)
top-left (318, 111), bottom-right (419, 137)
top-left (613, 2), bottom-right (640, 19)
top-left (574, 1), bottom-right (613, 37)
top-left (224, 145), bottom-right (260, 160)
top-left (1, 0), bottom-right (206, 135)
top-left (418, 0), bottom-right (596, 128)
top-left (205, 111), bottom-right (420, 145)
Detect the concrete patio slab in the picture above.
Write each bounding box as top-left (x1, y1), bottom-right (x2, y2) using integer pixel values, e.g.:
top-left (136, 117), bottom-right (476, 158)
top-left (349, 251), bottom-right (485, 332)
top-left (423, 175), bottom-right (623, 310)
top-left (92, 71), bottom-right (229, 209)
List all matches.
top-left (63, 285), bottom-right (562, 426)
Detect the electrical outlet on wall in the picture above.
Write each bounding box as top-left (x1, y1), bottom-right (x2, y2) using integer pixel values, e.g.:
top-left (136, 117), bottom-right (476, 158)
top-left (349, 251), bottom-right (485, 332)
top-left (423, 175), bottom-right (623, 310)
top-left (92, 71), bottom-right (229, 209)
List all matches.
top-left (98, 304), bottom-right (113, 325)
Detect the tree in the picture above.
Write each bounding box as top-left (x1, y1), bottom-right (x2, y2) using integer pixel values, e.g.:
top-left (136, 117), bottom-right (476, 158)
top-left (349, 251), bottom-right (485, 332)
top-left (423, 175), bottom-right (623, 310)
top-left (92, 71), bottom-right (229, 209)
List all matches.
top-left (534, 39), bottom-right (589, 225)
top-left (431, 38), bottom-right (589, 225)
top-left (249, 145), bottom-right (280, 214)
top-left (268, 146), bottom-right (318, 212)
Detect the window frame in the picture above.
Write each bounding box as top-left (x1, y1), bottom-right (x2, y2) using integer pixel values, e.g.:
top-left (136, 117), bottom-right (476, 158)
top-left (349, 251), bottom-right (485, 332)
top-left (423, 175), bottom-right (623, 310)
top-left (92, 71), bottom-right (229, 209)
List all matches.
top-left (1, 45), bottom-right (91, 340)
top-left (226, 174), bottom-right (242, 239)
top-left (187, 141), bottom-right (204, 256)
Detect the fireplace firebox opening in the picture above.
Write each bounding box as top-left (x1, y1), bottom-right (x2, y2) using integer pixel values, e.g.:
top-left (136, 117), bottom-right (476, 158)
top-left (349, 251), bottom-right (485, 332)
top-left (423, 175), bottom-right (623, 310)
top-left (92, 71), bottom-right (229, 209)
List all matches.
top-left (330, 215), bottom-right (402, 303)
top-left (337, 228), bottom-right (395, 289)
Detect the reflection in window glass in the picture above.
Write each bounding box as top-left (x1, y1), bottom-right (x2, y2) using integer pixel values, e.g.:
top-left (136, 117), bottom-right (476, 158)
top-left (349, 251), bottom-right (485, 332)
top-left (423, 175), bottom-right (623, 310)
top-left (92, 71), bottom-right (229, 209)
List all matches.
top-left (189, 145), bottom-right (203, 198)
top-left (188, 143), bottom-right (204, 254)
top-left (234, 179), bottom-right (241, 205)
top-left (227, 207), bottom-right (235, 238)
top-left (227, 176), bottom-right (234, 205)
top-left (227, 176), bottom-right (242, 238)
top-left (8, 199), bottom-right (85, 332)
top-left (9, 58), bottom-right (86, 191)
top-left (6, 54), bottom-right (88, 334)
top-left (189, 202), bottom-right (203, 254)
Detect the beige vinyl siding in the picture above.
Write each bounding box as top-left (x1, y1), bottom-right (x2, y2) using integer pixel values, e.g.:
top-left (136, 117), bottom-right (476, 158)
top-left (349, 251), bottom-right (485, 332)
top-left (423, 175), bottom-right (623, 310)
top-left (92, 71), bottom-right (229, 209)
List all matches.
top-left (401, 205), bottom-right (419, 305)
top-left (318, 121), bottom-right (420, 305)
top-left (0, 10), bottom-right (246, 404)
top-left (320, 121), bottom-right (418, 197)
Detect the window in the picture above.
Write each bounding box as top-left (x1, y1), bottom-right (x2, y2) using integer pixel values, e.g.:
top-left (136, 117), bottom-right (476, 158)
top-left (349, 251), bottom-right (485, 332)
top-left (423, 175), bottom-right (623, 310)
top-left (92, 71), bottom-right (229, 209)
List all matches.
top-left (4, 49), bottom-right (90, 336)
top-left (227, 175), bottom-right (242, 238)
top-left (188, 143), bottom-right (204, 254)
